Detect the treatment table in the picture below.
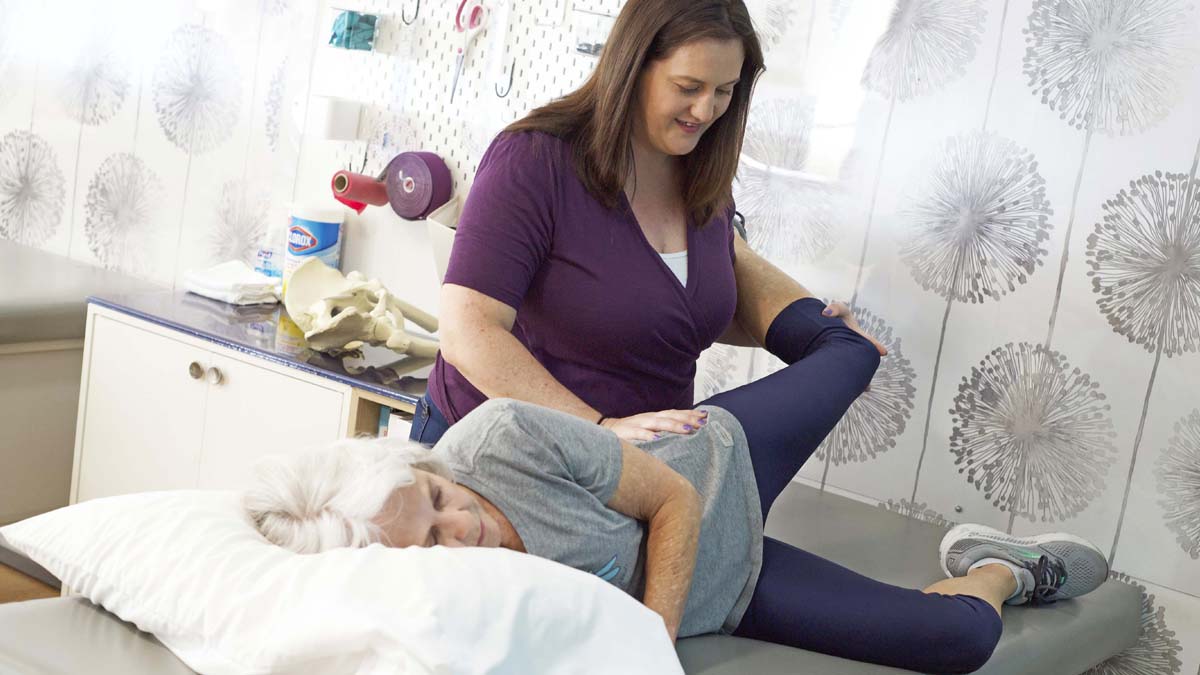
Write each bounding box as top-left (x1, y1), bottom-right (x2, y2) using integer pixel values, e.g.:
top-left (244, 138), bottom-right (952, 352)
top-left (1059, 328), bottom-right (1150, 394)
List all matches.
top-left (0, 483), bottom-right (1140, 674)
top-left (0, 240), bottom-right (155, 584)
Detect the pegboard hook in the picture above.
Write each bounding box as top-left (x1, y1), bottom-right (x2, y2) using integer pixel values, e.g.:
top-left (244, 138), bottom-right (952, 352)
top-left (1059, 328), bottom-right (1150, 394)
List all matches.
top-left (495, 58), bottom-right (516, 98)
top-left (401, 0), bottom-right (420, 25)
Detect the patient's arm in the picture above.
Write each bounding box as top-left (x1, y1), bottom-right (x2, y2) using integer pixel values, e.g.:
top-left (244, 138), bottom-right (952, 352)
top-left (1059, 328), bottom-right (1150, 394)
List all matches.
top-left (605, 440), bottom-right (702, 642)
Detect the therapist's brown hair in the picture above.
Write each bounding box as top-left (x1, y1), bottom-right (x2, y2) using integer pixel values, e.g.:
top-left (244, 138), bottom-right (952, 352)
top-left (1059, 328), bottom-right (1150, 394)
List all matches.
top-left (504, 0), bottom-right (764, 229)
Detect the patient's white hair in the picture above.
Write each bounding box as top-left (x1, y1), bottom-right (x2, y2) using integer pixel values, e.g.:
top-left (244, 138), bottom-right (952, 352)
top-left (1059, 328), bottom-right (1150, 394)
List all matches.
top-left (244, 437), bottom-right (454, 554)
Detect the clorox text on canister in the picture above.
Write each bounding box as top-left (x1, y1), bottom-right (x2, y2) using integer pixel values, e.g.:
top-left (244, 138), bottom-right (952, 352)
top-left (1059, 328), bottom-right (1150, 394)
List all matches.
top-left (283, 204), bottom-right (345, 293)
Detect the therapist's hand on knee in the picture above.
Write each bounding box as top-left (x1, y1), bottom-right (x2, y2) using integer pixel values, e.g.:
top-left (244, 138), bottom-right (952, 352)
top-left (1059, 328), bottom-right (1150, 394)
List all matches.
top-left (601, 409), bottom-right (710, 442)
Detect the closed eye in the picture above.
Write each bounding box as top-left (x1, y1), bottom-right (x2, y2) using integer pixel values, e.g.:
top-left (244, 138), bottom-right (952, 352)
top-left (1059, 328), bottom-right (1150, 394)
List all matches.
top-left (426, 486), bottom-right (443, 546)
top-left (678, 85), bottom-right (701, 94)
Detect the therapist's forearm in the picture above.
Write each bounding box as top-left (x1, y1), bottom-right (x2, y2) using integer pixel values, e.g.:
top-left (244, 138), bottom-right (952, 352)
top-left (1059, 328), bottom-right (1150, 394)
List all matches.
top-left (731, 237), bottom-right (815, 346)
top-left (444, 323), bottom-right (603, 422)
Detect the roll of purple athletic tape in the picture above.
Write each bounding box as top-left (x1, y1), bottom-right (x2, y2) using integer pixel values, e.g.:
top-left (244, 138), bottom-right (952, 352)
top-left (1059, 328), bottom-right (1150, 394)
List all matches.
top-left (383, 152), bottom-right (453, 220)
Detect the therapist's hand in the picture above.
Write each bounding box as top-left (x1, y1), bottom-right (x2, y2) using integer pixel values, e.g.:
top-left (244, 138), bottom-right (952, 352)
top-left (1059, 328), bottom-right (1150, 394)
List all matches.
top-left (822, 301), bottom-right (888, 357)
top-left (601, 409), bottom-right (710, 443)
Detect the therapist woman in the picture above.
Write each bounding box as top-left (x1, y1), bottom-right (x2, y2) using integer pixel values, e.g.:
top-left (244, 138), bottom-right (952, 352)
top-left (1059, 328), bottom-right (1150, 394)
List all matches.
top-left (414, 0), bottom-right (883, 445)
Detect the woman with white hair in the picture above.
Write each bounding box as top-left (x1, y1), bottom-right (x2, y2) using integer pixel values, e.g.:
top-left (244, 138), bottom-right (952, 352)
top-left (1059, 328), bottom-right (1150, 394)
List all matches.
top-left (247, 294), bottom-right (1108, 675)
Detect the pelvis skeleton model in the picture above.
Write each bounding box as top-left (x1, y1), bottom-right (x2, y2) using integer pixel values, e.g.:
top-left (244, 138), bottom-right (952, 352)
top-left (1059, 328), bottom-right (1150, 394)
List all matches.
top-left (283, 258), bottom-right (440, 357)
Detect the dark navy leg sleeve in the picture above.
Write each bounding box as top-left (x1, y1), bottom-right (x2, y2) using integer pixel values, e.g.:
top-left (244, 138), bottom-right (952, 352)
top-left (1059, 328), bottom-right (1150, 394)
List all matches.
top-left (703, 300), bottom-right (998, 672)
top-left (698, 297), bottom-right (880, 518)
top-left (734, 537), bottom-right (1004, 674)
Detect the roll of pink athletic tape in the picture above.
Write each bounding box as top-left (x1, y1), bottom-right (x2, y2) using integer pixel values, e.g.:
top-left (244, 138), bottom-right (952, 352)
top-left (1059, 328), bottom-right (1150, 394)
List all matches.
top-left (331, 171), bottom-right (390, 214)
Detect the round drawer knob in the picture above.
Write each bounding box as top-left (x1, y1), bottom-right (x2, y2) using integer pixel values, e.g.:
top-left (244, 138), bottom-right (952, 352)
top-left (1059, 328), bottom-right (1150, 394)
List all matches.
top-left (188, 362), bottom-right (204, 380)
top-left (206, 367), bottom-right (224, 386)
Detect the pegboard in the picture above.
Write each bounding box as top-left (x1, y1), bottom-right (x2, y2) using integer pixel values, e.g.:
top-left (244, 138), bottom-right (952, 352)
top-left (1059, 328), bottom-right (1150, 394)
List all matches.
top-left (321, 0), bottom-right (627, 196)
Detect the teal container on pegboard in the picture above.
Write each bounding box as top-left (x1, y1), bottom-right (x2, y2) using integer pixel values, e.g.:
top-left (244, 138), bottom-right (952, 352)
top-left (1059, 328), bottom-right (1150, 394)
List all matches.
top-left (329, 10), bottom-right (377, 51)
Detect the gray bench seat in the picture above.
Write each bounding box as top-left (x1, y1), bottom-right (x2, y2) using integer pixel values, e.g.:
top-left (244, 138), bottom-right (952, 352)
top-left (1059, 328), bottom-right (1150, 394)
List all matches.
top-left (0, 240), bottom-right (157, 345)
top-left (0, 241), bottom-right (162, 578)
top-left (0, 240), bottom-right (160, 584)
top-left (677, 484), bottom-right (1141, 674)
top-left (0, 483), bottom-right (1141, 674)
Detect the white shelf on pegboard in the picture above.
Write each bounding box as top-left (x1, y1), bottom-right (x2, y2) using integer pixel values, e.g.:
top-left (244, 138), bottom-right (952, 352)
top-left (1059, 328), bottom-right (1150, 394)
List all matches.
top-left (325, 0), bottom-right (629, 196)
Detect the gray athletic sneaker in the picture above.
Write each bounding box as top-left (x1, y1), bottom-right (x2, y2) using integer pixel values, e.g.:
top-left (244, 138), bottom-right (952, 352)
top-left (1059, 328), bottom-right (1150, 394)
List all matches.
top-left (939, 523), bottom-right (1109, 606)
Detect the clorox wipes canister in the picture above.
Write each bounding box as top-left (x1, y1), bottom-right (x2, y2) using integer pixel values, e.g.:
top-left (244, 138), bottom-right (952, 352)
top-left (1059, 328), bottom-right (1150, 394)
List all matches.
top-left (283, 204), bottom-right (345, 294)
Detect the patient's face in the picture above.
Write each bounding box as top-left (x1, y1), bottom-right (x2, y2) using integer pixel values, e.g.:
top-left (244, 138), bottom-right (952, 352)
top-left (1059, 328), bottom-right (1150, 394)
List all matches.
top-left (372, 470), bottom-right (502, 548)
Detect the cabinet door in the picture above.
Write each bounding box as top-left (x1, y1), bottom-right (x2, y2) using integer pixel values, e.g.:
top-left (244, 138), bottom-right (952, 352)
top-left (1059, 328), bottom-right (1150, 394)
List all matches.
top-left (76, 315), bottom-right (207, 501)
top-left (197, 354), bottom-right (344, 491)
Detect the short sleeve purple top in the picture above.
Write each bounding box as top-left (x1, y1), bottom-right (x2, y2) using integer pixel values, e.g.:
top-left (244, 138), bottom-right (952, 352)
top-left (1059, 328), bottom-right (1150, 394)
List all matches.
top-left (430, 131), bottom-right (737, 424)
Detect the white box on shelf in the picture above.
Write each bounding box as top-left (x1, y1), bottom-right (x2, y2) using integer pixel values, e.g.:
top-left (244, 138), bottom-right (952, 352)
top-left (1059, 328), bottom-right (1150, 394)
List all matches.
top-left (425, 195), bottom-right (461, 284)
top-left (386, 410), bottom-right (414, 439)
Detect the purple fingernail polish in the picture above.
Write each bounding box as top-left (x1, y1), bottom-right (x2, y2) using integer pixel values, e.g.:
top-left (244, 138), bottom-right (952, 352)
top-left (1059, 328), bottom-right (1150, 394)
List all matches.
top-left (699, 418), bottom-right (707, 425)
top-left (653, 434), bottom-right (662, 440)
top-left (684, 425), bottom-right (693, 431)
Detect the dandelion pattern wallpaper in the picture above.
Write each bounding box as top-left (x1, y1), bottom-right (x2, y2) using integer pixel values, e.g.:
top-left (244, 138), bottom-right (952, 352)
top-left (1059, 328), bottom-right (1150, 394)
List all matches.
top-left (0, 0), bottom-right (318, 286)
top-left (949, 341), bottom-right (1117, 526)
top-left (151, 24), bottom-right (240, 156)
top-left (735, 98), bottom-right (843, 265)
top-left (83, 152), bottom-right (164, 275)
top-left (737, 0), bottom-right (1200, 668)
top-left (814, 304), bottom-right (917, 486)
top-left (0, 131), bottom-right (65, 246)
top-left (1085, 574), bottom-right (1184, 675)
top-left (2, 0), bottom-right (1200, 669)
top-left (1158, 411), bottom-right (1200, 561)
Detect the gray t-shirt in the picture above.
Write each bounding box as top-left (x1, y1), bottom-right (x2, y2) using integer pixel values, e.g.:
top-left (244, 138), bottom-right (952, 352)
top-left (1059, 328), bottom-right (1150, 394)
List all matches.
top-left (434, 398), bottom-right (763, 637)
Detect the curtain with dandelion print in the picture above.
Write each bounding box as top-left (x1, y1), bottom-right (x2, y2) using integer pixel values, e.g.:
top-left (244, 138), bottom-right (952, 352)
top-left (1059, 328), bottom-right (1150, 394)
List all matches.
top-left (700, 0), bottom-right (1200, 671)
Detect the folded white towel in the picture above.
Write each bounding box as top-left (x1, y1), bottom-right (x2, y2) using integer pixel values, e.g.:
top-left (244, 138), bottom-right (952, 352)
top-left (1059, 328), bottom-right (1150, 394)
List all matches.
top-left (186, 260), bottom-right (278, 294)
top-left (184, 260), bottom-right (280, 306)
top-left (186, 286), bottom-right (279, 305)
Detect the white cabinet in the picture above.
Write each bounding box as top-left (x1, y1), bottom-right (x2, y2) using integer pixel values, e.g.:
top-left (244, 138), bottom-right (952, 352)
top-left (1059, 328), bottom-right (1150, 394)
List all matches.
top-left (74, 315), bottom-right (207, 500)
top-left (198, 354), bottom-right (344, 491)
top-left (71, 308), bottom-right (351, 503)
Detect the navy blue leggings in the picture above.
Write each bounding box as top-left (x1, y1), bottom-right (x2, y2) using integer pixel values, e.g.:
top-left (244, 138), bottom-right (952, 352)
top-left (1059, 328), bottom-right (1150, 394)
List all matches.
top-left (697, 298), bottom-right (1002, 674)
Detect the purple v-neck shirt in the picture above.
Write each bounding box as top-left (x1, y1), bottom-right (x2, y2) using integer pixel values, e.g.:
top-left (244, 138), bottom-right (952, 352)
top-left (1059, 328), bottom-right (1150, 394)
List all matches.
top-left (430, 131), bottom-right (737, 425)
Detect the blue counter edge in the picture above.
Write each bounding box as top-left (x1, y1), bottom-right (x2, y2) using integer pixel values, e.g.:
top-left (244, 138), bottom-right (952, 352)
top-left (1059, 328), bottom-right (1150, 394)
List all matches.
top-left (86, 296), bottom-right (424, 407)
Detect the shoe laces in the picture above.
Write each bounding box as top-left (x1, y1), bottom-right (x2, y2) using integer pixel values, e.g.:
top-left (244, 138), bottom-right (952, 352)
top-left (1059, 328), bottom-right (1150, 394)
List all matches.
top-left (1024, 554), bottom-right (1067, 605)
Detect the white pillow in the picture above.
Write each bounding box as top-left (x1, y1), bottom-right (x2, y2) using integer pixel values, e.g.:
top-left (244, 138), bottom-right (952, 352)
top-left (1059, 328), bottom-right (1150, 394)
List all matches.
top-left (0, 490), bottom-right (682, 675)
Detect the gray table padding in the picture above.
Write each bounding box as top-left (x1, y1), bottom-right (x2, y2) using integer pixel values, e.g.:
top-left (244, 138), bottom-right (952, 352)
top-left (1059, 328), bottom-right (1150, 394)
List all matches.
top-left (0, 483), bottom-right (1141, 674)
top-left (0, 540), bottom-right (58, 589)
top-left (0, 240), bottom-right (158, 344)
top-left (0, 596), bottom-right (194, 675)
